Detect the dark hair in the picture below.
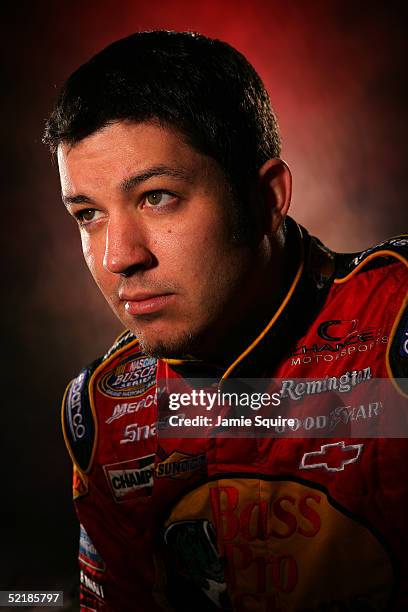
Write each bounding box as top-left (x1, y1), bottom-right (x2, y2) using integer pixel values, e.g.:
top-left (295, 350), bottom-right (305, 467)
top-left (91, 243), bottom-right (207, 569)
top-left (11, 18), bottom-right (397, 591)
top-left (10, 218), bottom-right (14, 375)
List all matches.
top-left (43, 30), bottom-right (281, 204)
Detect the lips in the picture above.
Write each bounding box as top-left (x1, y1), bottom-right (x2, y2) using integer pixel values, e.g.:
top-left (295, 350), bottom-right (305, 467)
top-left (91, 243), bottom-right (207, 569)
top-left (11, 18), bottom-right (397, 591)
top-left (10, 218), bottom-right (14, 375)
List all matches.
top-left (120, 293), bottom-right (174, 316)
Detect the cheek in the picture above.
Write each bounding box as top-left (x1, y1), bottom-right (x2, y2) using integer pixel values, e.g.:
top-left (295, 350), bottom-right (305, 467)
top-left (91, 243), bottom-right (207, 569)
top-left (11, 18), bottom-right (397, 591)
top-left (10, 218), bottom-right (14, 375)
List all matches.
top-left (80, 233), bottom-right (96, 274)
top-left (80, 231), bottom-right (107, 290)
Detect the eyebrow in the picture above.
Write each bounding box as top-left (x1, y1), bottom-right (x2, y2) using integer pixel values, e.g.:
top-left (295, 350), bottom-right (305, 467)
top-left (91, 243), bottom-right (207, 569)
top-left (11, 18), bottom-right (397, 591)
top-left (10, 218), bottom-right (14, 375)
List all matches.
top-left (62, 164), bottom-right (193, 207)
top-left (62, 194), bottom-right (94, 206)
top-left (120, 164), bottom-right (193, 192)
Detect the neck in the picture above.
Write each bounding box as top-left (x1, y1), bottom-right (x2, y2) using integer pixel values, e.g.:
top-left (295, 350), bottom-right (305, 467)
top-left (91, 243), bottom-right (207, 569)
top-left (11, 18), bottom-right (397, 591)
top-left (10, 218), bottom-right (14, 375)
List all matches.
top-left (191, 229), bottom-right (297, 367)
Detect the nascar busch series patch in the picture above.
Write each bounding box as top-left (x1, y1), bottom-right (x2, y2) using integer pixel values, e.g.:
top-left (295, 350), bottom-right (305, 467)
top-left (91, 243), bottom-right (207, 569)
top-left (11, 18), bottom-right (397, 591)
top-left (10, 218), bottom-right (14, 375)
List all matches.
top-left (98, 354), bottom-right (156, 399)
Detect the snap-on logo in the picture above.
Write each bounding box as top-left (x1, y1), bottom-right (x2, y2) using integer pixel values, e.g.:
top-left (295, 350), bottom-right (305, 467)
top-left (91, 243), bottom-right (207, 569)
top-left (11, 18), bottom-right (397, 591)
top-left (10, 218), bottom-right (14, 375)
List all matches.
top-left (299, 442), bottom-right (363, 472)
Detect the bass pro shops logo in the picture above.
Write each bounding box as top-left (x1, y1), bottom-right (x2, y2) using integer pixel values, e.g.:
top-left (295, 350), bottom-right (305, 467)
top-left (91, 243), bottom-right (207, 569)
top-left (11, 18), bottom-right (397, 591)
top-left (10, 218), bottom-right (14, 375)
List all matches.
top-left (300, 441), bottom-right (364, 472)
top-left (98, 354), bottom-right (156, 398)
top-left (162, 478), bottom-right (394, 610)
top-left (290, 319), bottom-right (388, 367)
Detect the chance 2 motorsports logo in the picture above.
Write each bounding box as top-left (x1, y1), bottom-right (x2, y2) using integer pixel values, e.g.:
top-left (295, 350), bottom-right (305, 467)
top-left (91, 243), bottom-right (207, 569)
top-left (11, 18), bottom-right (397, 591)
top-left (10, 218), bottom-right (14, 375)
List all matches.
top-left (289, 318), bottom-right (388, 367)
top-left (98, 354), bottom-right (156, 398)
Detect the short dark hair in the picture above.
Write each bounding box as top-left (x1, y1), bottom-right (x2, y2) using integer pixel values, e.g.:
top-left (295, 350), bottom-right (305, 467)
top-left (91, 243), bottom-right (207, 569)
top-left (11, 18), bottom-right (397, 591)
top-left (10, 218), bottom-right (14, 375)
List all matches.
top-left (43, 30), bottom-right (281, 203)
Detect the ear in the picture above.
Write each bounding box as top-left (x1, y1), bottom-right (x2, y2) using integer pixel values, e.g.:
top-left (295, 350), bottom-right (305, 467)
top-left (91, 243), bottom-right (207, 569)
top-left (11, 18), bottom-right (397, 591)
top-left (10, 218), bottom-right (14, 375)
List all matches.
top-left (258, 158), bottom-right (292, 235)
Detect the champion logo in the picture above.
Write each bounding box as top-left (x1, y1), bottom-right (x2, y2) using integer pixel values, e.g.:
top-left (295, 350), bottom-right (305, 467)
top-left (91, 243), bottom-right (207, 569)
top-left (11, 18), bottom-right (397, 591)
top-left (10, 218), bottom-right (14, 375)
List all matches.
top-left (299, 441), bottom-right (363, 472)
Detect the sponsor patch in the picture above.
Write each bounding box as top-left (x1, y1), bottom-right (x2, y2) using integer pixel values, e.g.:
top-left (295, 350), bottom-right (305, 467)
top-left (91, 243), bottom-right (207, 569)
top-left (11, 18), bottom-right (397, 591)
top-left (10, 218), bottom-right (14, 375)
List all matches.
top-left (388, 302), bottom-right (408, 392)
top-left (80, 569), bottom-right (105, 601)
top-left (79, 525), bottom-right (106, 573)
top-left (163, 519), bottom-right (230, 609)
top-left (63, 364), bottom-right (97, 473)
top-left (289, 320), bottom-right (388, 367)
top-left (290, 321), bottom-right (385, 359)
top-left (67, 372), bottom-right (88, 442)
top-left (300, 441), bottom-right (363, 472)
top-left (156, 452), bottom-right (206, 480)
top-left (399, 319), bottom-right (408, 359)
top-left (73, 467), bottom-right (88, 500)
top-left (351, 236), bottom-right (408, 268)
top-left (275, 401), bottom-right (382, 435)
top-left (280, 367), bottom-right (371, 400)
top-left (317, 319), bottom-right (358, 341)
top-left (98, 354), bottom-right (156, 398)
top-left (104, 455), bottom-right (155, 502)
top-left (162, 477), bottom-right (394, 609)
top-left (105, 394), bottom-right (156, 424)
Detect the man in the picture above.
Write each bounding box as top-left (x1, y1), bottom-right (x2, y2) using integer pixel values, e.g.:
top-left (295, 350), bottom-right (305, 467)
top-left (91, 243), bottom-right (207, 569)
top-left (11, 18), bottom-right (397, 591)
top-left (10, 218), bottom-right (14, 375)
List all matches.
top-left (44, 31), bottom-right (408, 611)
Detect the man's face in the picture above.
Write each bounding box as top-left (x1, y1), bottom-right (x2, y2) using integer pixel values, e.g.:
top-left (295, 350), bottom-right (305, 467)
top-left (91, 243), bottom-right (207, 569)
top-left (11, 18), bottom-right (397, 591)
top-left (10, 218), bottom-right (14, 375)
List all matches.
top-left (58, 121), bottom-right (260, 359)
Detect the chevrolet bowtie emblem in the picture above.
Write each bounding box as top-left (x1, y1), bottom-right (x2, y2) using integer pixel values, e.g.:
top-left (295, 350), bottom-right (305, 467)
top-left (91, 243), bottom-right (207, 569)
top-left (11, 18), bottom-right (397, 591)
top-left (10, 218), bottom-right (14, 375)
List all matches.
top-left (300, 441), bottom-right (364, 472)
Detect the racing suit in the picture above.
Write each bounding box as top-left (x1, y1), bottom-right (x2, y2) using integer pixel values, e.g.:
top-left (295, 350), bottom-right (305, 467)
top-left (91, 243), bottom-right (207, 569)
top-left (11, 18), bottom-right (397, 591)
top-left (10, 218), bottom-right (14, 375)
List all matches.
top-left (62, 218), bottom-right (408, 611)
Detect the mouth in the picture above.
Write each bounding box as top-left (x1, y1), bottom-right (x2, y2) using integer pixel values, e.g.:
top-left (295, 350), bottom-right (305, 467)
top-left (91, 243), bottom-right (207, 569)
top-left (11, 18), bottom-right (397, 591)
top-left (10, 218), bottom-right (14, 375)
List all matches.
top-left (120, 292), bottom-right (175, 316)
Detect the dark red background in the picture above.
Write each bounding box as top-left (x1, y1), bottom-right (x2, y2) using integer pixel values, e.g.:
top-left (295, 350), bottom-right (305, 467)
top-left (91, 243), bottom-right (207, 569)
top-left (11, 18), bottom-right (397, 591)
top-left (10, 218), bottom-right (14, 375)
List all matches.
top-left (2, 0), bottom-right (407, 604)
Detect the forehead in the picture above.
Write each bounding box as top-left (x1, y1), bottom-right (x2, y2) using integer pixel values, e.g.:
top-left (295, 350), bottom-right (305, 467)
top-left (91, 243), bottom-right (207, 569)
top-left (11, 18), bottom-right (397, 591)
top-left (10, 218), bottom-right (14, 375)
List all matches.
top-left (57, 120), bottom-right (206, 193)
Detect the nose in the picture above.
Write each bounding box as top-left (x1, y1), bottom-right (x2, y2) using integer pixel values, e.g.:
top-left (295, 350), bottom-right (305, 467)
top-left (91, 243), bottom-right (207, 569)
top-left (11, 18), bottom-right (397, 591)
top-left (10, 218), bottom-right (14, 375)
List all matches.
top-left (103, 213), bottom-right (153, 276)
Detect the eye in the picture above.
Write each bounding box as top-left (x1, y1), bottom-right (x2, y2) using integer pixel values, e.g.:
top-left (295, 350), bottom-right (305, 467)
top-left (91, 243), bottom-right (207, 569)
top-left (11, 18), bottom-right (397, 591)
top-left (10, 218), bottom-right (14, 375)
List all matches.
top-left (146, 192), bottom-right (164, 206)
top-left (144, 191), bottom-right (177, 207)
top-left (77, 209), bottom-right (95, 221)
top-left (74, 209), bottom-right (101, 225)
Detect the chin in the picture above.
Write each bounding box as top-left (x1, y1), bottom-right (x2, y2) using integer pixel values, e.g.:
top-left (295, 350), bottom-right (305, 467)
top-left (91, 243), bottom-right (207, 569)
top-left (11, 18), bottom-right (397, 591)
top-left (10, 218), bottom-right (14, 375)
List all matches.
top-left (134, 329), bottom-right (195, 359)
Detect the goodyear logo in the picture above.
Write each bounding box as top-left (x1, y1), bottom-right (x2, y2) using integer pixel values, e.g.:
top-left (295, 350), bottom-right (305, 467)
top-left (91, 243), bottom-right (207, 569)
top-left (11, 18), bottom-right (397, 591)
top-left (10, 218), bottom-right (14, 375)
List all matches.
top-left (98, 354), bottom-right (156, 398)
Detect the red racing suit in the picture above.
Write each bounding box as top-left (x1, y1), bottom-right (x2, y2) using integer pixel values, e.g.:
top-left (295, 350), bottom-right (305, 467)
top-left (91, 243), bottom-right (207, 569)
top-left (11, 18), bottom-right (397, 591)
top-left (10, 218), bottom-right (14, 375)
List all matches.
top-left (62, 219), bottom-right (408, 611)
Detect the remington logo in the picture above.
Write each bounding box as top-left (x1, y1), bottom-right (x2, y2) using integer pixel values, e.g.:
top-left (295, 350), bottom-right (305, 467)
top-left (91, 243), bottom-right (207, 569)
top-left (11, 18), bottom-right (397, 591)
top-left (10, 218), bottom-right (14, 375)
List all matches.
top-left (280, 368), bottom-right (371, 401)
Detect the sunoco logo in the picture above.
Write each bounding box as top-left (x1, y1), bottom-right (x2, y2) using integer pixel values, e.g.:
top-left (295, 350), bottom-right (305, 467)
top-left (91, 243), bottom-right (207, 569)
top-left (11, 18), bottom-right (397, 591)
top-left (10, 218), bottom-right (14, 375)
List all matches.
top-left (104, 455), bottom-right (155, 502)
top-left (156, 452), bottom-right (206, 480)
top-left (98, 354), bottom-right (156, 398)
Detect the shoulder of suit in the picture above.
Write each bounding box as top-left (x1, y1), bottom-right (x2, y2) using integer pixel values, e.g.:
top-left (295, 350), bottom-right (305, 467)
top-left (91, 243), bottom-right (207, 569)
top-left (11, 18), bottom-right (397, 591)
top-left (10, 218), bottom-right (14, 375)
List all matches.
top-left (334, 233), bottom-right (408, 281)
top-left (101, 328), bottom-right (138, 360)
top-left (61, 329), bottom-right (154, 474)
top-left (333, 234), bottom-right (408, 386)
